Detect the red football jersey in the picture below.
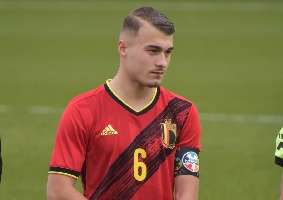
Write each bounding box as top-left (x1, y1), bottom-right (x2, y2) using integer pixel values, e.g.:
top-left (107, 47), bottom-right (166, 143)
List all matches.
top-left (49, 81), bottom-right (201, 200)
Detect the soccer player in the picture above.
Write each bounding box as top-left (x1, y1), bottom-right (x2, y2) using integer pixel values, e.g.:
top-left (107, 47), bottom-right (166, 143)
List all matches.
top-left (275, 127), bottom-right (283, 200)
top-left (47, 6), bottom-right (201, 200)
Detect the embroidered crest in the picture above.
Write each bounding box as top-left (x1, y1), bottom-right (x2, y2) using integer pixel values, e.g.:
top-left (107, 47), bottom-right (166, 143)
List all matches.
top-left (160, 119), bottom-right (177, 149)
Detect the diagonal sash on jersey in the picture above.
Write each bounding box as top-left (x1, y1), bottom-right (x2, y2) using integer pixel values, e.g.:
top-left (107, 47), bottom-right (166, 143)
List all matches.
top-left (90, 98), bottom-right (191, 200)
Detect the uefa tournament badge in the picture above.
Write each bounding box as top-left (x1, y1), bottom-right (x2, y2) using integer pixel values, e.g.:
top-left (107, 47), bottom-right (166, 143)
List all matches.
top-left (182, 151), bottom-right (199, 173)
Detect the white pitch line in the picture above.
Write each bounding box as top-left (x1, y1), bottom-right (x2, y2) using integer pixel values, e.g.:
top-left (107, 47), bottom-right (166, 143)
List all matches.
top-left (0, 105), bottom-right (11, 113)
top-left (0, 104), bottom-right (282, 125)
top-left (200, 113), bottom-right (283, 125)
top-left (29, 106), bottom-right (63, 115)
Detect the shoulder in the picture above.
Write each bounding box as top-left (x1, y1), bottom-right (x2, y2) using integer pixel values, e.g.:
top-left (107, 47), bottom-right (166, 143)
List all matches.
top-left (58, 85), bottom-right (107, 129)
top-left (61, 84), bottom-right (107, 122)
top-left (159, 87), bottom-right (200, 122)
top-left (67, 84), bottom-right (106, 109)
top-left (159, 86), bottom-right (196, 108)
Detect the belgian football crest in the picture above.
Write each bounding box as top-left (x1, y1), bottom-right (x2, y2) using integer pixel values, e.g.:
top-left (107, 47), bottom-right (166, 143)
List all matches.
top-left (160, 119), bottom-right (177, 149)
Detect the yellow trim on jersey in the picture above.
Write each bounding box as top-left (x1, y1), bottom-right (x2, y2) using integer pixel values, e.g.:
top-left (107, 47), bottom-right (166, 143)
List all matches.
top-left (48, 171), bottom-right (79, 180)
top-left (106, 79), bottom-right (157, 113)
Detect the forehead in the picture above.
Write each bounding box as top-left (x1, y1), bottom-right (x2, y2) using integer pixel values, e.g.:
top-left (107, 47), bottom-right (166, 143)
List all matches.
top-left (134, 20), bottom-right (174, 49)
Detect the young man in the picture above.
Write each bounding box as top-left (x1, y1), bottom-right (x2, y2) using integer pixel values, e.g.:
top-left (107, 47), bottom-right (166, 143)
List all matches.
top-left (47, 7), bottom-right (201, 200)
top-left (275, 127), bottom-right (283, 200)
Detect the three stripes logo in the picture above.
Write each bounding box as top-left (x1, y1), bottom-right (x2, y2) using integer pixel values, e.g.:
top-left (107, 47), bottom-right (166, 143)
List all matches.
top-left (101, 124), bottom-right (118, 136)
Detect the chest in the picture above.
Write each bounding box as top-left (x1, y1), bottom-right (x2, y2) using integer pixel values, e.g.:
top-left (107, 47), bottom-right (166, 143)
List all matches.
top-left (89, 107), bottom-right (180, 161)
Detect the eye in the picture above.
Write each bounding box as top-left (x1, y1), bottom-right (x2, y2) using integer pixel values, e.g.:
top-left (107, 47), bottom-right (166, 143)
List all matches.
top-left (147, 49), bottom-right (160, 53)
top-left (146, 49), bottom-right (161, 56)
top-left (166, 49), bottom-right (173, 55)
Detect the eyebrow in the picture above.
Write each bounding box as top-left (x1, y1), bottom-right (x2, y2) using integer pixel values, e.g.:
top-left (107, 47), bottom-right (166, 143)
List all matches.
top-left (145, 45), bottom-right (174, 51)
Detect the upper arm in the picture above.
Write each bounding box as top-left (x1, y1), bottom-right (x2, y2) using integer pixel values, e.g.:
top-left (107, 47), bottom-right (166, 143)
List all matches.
top-left (49, 103), bottom-right (90, 179)
top-left (174, 103), bottom-right (201, 200)
top-left (175, 175), bottom-right (199, 200)
top-left (47, 102), bottom-right (91, 199)
top-left (47, 173), bottom-right (76, 190)
top-left (47, 174), bottom-right (88, 200)
top-left (174, 147), bottom-right (200, 200)
top-left (47, 173), bottom-right (77, 199)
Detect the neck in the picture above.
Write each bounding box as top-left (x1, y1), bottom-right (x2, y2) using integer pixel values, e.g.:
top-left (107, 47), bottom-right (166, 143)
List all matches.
top-left (109, 73), bottom-right (156, 101)
top-left (107, 69), bottom-right (158, 112)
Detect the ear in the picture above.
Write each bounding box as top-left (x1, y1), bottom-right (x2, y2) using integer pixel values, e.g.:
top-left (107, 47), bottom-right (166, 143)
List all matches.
top-left (118, 40), bottom-right (127, 57)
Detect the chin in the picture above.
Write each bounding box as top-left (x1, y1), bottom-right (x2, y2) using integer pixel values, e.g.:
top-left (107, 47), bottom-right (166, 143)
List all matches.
top-left (147, 80), bottom-right (161, 88)
top-left (147, 84), bottom-right (158, 88)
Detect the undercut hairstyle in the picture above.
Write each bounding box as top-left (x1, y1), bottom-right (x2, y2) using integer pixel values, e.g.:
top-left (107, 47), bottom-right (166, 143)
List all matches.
top-left (121, 6), bottom-right (175, 36)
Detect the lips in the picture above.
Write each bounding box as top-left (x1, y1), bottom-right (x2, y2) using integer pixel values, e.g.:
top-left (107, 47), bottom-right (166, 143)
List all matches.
top-left (150, 71), bottom-right (164, 75)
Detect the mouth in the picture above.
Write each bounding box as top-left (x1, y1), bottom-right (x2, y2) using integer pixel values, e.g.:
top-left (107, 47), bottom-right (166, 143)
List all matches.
top-left (150, 71), bottom-right (165, 75)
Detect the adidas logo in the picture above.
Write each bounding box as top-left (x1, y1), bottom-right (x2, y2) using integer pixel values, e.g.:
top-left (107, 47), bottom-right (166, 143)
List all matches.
top-left (101, 124), bottom-right (118, 136)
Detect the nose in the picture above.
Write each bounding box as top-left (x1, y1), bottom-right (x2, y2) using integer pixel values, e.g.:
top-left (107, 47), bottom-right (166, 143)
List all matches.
top-left (155, 53), bottom-right (168, 68)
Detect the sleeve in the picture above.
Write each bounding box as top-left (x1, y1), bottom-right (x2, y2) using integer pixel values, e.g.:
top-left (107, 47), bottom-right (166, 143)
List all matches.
top-left (175, 103), bottom-right (201, 177)
top-left (275, 127), bottom-right (283, 167)
top-left (177, 103), bottom-right (201, 150)
top-left (48, 102), bottom-right (90, 179)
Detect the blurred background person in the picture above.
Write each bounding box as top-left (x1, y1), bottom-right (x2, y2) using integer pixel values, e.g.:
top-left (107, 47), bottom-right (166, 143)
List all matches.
top-left (275, 127), bottom-right (283, 199)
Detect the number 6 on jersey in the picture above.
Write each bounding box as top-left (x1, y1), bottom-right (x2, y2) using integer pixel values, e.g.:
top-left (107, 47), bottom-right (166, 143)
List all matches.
top-left (133, 148), bottom-right (147, 181)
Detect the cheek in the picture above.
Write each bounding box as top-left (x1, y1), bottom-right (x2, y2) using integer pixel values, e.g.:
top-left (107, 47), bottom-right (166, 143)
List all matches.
top-left (128, 49), bottom-right (143, 63)
top-left (129, 52), bottom-right (150, 70)
top-left (125, 53), bottom-right (144, 76)
top-left (138, 52), bottom-right (156, 68)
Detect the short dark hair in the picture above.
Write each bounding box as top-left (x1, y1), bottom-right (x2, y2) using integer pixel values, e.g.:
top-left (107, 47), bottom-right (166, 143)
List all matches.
top-left (122, 6), bottom-right (175, 35)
